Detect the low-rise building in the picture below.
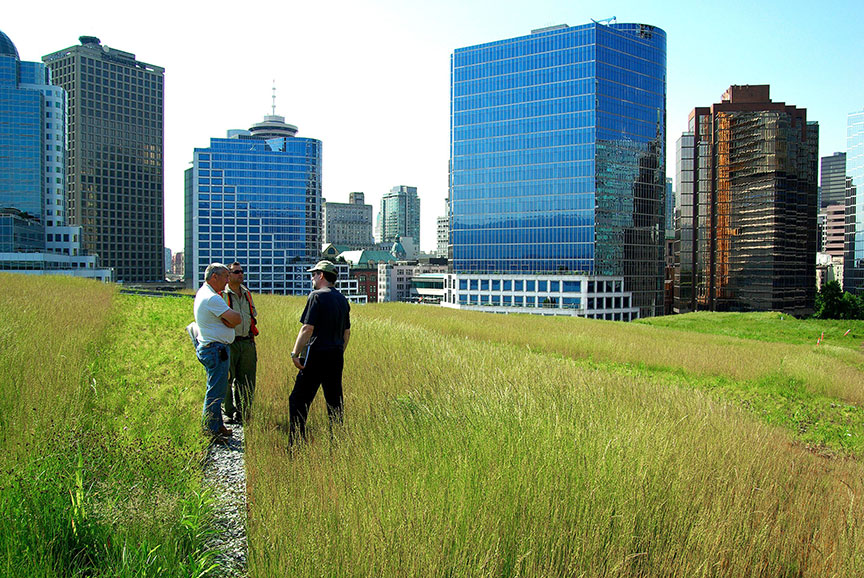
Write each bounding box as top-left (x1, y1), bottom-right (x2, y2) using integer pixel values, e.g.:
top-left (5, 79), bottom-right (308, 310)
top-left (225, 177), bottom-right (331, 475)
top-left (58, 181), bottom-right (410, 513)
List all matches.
top-left (378, 262), bottom-right (416, 302)
top-left (349, 267), bottom-right (378, 303)
top-left (440, 273), bottom-right (639, 321)
top-left (816, 252), bottom-right (844, 291)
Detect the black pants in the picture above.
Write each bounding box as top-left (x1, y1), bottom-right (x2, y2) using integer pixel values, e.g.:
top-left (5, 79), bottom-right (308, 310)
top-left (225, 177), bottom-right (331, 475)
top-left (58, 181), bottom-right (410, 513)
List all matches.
top-left (289, 348), bottom-right (344, 443)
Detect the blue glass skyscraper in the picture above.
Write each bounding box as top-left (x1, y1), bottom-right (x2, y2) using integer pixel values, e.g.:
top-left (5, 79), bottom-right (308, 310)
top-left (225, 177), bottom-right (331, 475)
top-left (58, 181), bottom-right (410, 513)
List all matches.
top-left (0, 30), bottom-right (64, 235)
top-left (185, 114), bottom-right (322, 294)
top-left (0, 29), bottom-right (108, 279)
top-left (846, 110), bottom-right (864, 295)
top-left (449, 22), bottom-right (666, 317)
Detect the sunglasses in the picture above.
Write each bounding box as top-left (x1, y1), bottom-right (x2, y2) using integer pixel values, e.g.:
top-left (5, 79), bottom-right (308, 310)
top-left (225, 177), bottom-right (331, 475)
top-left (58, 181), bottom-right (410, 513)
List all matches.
top-left (231, 270), bottom-right (244, 275)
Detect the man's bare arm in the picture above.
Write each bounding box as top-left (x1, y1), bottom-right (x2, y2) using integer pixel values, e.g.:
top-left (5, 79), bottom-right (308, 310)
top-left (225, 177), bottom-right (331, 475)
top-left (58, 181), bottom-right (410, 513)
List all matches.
top-left (220, 309), bottom-right (242, 328)
top-left (342, 328), bottom-right (351, 352)
top-left (291, 324), bottom-right (315, 369)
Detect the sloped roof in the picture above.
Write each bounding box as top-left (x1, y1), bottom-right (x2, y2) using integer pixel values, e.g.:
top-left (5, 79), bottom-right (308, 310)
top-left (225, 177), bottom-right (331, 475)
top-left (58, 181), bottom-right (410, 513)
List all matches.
top-left (339, 250), bottom-right (398, 267)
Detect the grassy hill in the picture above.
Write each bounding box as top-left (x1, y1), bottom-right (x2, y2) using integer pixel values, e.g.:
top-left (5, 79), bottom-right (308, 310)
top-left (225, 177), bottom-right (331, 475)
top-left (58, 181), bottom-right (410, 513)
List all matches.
top-left (3, 273), bottom-right (864, 576)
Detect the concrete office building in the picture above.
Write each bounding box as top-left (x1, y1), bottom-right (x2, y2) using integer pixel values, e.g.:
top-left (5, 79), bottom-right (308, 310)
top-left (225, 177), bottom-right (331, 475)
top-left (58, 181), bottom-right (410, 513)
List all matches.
top-left (43, 36), bottom-right (164, 283)
top-left (323, 192), bottom-right (374, 249)
top-left (447, 21), bottom-right (667, 319)
top-left (171, 251), bottom-right (184, 276)
top-left (377, 262), bottom-right (415, 302)
top-left (377, 185), bottom-right (420, 246)
top-left (665, 177), bottom-right (674, 235)
top-left (436, 214), bottom-right (449, 259)
top-left (0, 29), bottom-right (110, 280)
top-left (675, 85), bottom-right (818, 316)
top-left (821, 204), bottom-right (845, 259)
top-left (817, 203), bottom-right (845, 291)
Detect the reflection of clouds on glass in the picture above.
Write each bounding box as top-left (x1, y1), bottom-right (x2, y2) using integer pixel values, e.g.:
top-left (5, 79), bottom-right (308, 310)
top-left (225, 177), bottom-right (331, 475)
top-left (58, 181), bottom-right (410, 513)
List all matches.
top-left (449, 21), bottom-right (666, 315)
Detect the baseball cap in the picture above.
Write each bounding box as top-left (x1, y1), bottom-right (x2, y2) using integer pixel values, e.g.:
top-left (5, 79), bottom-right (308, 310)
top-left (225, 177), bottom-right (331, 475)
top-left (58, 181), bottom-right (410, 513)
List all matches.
top-left (307, 260), bottom-right (338, 275)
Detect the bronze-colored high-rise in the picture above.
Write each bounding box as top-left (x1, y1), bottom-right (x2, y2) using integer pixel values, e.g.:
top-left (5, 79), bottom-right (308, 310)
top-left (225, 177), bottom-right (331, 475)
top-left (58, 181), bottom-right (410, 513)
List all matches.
top-left (675, 85), bottom-right (818, 316)
top-left (43, 37), bottom-right (164, 283)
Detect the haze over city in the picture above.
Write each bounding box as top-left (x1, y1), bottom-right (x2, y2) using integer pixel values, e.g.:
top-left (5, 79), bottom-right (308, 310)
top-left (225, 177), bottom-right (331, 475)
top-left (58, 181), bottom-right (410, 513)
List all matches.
top-left (5, 0), bottom-right (863, 253)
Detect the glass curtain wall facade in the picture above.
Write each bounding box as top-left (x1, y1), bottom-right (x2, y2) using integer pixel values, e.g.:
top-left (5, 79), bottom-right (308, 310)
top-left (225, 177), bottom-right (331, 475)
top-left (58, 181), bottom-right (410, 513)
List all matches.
top-left (449, 22), bottom-right (666, 318)
top-left (43, 37), bottom-right (164, 283)
top-left (846, 111), bottom-right (864, 294)
top-left (378, 185), bottom-right (420, 245)
top-left (0, 30), bottom-right (108, 275)
top-left (675, 86), bottom-right (818, 316)
top-left (0, 36), bottom-right (65, 235)
top-left (185, 119), bottom-right (322, 294)
top-left (821, 152), bottom-right (846, 208)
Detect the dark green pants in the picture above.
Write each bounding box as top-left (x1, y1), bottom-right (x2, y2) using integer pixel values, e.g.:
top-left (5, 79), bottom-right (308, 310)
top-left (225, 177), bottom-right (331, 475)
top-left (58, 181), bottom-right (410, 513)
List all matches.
top-left (224, 339), bottom-right (257, 419)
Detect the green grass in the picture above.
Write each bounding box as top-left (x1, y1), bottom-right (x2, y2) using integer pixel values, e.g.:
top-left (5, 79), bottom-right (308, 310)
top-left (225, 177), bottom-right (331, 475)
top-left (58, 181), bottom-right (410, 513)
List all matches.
top-left (247, 296), bottom-right (864, 577)
top-left (636, 310), bottom-right (864, 350)
top-left (0, 274), bottom-right (216, 577)
top-left (358, 304), bottom-right (864, 454)
top-left (5, 276), bottom-right (864, 577)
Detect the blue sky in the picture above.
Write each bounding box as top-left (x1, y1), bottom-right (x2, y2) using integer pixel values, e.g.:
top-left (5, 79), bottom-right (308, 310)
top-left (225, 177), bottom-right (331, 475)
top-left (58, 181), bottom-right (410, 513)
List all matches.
top-left (6, 0), bottom-right (864, 252)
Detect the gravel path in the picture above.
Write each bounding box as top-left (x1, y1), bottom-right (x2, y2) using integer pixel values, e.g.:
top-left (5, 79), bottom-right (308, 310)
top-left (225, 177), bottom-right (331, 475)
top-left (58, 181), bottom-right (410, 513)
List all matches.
top-left (203, 423), bottom-right (248, 577)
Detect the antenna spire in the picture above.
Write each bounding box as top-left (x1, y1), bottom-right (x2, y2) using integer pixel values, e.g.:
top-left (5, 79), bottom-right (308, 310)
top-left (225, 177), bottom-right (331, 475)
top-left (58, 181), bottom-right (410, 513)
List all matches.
top-left (271, 80), bottom-right (276, 116)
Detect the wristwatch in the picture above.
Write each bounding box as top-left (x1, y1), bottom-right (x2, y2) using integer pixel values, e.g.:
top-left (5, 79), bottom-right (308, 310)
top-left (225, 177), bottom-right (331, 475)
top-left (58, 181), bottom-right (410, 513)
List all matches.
top-left (290, 351), bottom-right (299, 358)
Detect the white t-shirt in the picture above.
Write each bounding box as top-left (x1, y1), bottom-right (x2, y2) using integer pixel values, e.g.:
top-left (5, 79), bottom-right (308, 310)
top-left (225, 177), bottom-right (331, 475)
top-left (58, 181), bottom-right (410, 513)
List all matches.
top-left (194, 283), bottom-right (235, 345)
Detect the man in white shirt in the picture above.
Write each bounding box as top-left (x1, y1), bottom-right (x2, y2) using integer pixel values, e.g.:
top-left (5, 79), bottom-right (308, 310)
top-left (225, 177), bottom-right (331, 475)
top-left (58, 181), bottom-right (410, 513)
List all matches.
top-left (194, 262), bottom-right (242, 441)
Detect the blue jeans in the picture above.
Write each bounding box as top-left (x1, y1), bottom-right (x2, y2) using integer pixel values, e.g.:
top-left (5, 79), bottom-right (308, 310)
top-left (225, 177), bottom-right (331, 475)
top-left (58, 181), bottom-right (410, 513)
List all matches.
top-left (197, 342), bottom-right (230, 434)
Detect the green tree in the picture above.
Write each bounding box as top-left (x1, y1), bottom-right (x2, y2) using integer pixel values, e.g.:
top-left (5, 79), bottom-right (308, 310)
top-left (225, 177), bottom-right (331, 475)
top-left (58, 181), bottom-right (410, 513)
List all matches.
top-left (814, 280), bottom-right (864, 319)
top-left (841, 291), bottom-right (864, 319)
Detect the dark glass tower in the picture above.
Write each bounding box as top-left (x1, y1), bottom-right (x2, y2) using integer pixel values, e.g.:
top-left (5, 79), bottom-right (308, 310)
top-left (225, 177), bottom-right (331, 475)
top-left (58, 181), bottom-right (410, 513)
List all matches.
top-left (43, 37), bottom-right (164, 283)
top-left (820, 152), bottom-right (846, 208)
top-left (676, 85), bottom-right (818, 316)
top-left (449, 22), bottom-right (667, 317)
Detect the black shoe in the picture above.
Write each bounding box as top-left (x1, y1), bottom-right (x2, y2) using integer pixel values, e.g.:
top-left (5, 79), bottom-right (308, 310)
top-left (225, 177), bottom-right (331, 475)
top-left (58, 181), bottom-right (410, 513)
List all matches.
top-left (211, 434), bottom-right (231, 446)
top-left (225, 414), bottom-right (238, 425)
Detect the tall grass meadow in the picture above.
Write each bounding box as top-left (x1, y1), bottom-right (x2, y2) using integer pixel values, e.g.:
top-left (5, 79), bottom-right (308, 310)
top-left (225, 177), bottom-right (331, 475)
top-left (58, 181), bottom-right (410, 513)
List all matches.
top-left (247, 296), bottom-right (864, 577)
top-left (0, 274), bottom-right (217, 577)
top-left (4, 275), bottom-right (864, 577)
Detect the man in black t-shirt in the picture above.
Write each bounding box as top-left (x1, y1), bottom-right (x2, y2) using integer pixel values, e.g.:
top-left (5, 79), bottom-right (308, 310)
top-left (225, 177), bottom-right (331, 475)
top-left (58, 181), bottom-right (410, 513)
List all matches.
top-left (289, 260), bottom-right (351, 444)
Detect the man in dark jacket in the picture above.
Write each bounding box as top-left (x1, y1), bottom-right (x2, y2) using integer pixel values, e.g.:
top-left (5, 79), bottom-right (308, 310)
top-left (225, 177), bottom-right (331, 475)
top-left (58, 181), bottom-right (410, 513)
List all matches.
top-left (289, 260), bottom-right (351, 444)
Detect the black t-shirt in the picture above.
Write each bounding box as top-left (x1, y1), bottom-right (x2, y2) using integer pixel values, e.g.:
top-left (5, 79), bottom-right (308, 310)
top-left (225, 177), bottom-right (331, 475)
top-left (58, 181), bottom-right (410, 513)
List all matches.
top-left (300, 286), bottom-right (351, 351)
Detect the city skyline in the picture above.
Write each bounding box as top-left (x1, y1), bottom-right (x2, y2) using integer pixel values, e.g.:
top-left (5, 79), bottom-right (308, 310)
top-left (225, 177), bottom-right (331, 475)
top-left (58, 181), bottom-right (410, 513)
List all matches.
top-left (5, 0), bottom-right (863, 253)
